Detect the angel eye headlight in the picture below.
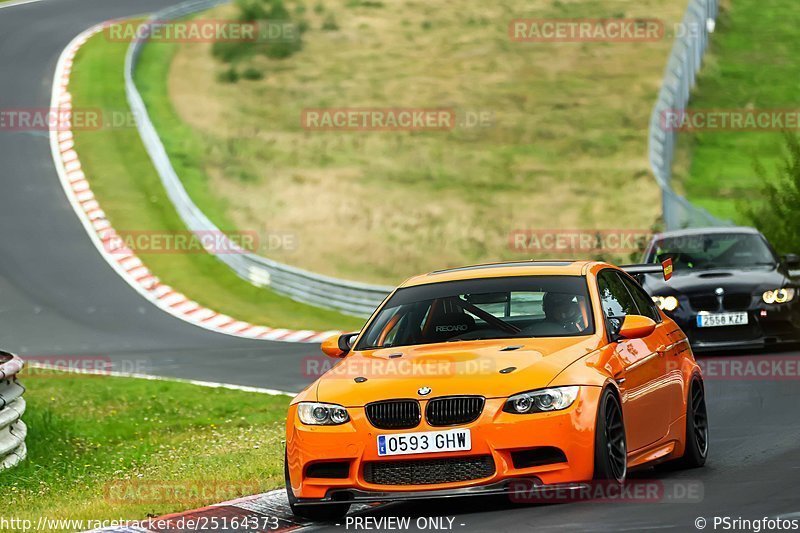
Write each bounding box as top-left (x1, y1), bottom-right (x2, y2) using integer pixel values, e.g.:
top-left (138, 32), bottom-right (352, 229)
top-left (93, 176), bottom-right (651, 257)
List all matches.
top-left (763, 288), bottom-right (796, 304)
top-left (297, 402), bottom-right (350, 425)
top-left (652, 295), bottom-right (679, 312)
top-left (503, 386), bottom-right (580, 414)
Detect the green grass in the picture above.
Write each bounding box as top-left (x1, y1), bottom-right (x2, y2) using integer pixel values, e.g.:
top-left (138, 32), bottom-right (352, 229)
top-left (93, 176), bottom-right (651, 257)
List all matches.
top-left (141, 0), bottom-right (684, 284)
top-left (676, 0), bottom-right (800, 221)
top-left (69, 29), bottom-right (363, 331)
top-left (0, 369), bottom-right (289, 529)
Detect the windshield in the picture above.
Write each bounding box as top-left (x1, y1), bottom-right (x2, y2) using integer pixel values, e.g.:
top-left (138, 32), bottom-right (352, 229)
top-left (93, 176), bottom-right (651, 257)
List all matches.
top-left (356, 276), bottom-right (594, 350)
top-left (647, 232), bottom-right (776, 270)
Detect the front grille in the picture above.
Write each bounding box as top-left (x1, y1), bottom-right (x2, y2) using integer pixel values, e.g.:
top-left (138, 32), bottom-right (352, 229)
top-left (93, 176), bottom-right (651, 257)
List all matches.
top-left (689, 294), bottom-right (718, 311)
top-left (365, 400), bottom-right (420, 429)
top-left (689, 293), bottom-right (753, 311)
top-left (363, 455), bottom-right (495, 485)
top-left (724, 294), bottom-right (753, 311)
top-left (426, 396), bottom-right (485, 426)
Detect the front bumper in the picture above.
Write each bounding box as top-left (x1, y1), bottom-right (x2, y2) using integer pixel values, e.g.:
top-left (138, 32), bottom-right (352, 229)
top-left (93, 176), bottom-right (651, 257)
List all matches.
top-left (668, 301), bottom-right (800, 352)
top-left (296, 479), bottom-right (586, 505)
top-left (286, 387), bottom-right (601, 502)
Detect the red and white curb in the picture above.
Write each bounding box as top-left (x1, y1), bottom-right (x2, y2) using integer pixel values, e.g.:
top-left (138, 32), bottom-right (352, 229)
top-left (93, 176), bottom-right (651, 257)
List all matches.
top-left (49, 25), bottom-right (342, 344)
top-left (85, 489), bottom-right (378, 532)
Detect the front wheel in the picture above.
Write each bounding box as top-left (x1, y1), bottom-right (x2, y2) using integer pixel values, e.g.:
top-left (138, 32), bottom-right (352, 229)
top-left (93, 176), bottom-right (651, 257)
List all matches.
top-left (285, 451), bottom-right (351, 522)
top-left (676, 377), bottom-right (709, 468)
top-left (593, 388), bottom-right (627, 483)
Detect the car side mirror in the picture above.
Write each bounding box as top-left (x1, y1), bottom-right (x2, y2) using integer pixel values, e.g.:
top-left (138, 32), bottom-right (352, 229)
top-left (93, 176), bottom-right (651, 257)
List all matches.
top-left (782, 254), bottom-right (800, 269)
top-left (320, 332), bottom-right (358, 358)
top-left (617, 315), bottom-right (656, 340)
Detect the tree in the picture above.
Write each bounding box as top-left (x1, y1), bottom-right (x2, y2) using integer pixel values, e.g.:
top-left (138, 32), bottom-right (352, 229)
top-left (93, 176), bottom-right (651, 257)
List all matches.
top-left (742, 132), bottom-right (800, 254)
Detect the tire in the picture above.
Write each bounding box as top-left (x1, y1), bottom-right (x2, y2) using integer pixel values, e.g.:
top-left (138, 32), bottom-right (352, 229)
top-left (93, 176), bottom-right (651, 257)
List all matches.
top-left (285, 450), bottom-right (351, 522)
top-left (674, 377), bottom-right (709, 469)
top-left (593, 388), bottom-right (627, 483)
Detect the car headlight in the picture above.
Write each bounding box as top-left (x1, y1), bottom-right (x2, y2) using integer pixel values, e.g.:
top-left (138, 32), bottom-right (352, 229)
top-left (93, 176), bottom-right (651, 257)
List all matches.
top-left (763, 288), bottom-right (796, 304)
top-left (652, 295), bottom-right (679, 312)
top-left (297, 402), bottom-right (350, 425)
top-left (503, 386), bottom-right (580, 414)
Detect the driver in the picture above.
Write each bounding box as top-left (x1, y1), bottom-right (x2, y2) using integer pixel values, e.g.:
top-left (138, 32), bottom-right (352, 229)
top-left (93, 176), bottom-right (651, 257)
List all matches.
top-left (542, 292), bottom-right (585, 333)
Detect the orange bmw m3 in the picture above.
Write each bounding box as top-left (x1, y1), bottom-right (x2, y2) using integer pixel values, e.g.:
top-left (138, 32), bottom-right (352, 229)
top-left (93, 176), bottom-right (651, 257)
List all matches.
top-left (285, 260), bottom-right (708, 521)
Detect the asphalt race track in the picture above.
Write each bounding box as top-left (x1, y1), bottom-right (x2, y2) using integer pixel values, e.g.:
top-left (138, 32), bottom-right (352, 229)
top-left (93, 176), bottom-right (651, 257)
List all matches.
top-left (313, 352), bottom-right (800, 532)
top-left (0, 0), bottom-right (319, 392)
top-left (1, 1), bottom-right (799, 531)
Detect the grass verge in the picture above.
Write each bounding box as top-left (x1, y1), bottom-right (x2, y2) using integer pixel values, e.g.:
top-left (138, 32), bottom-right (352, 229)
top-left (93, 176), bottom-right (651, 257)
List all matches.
top-left (69, 28), bottom-right (363, 331)
top-left (0, 368), bottom-right (288, 529)
top-left (675, 0), bottom-right (798, 221)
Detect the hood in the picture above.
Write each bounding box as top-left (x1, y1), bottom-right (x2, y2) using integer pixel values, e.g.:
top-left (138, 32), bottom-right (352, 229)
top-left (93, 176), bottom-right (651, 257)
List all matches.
top-left (315, 336), bottom-right (599, 407)
top-left (643, 265), bottom-right (793, 295)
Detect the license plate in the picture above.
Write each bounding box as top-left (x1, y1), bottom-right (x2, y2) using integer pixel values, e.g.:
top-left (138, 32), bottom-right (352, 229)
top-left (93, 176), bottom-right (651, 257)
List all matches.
top-left (697, 312), bottom-right (748, 328)
top-left (377, 429), bottom-right (471, 457)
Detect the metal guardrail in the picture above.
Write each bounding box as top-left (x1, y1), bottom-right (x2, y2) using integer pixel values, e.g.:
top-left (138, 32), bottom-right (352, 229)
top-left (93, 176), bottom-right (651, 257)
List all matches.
top-left (127, 0), bottom-right (728, 313)
top-left (0, 352), bottom-right (26, 472)
top-left (124, 0), bottom-right (392, 317)
top-left (648, 0), bottom-right (732, 230)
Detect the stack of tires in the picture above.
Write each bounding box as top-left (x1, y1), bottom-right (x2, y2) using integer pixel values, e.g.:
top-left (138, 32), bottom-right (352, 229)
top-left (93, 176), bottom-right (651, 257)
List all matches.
top-left (0, 352), bottom-right (26, 471)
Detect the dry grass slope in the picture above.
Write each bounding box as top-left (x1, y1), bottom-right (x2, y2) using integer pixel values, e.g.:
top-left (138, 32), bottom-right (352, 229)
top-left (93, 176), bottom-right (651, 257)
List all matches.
top-left (158, 0), bottom-right (685, 284)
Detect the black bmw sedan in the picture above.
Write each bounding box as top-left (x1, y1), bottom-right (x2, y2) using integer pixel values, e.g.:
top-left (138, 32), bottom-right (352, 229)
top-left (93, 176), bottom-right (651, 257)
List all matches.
top-left (640, 227), bottom-right (800, 352)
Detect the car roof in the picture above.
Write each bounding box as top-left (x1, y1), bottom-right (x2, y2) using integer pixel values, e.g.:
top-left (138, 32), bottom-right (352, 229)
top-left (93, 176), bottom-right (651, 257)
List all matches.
top-left (399, 260), bottom-right (598, 287)
top-left (652, 226), bottom-right (761, 240)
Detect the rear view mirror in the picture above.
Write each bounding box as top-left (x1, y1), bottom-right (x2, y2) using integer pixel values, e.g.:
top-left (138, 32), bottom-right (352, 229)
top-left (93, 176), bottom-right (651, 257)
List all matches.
top-left (320, 332), bottom-right (358, 358)
top-left (617, 315), bottom-right (656, 340)
top-left (783, 254), bottom-right (800, 269)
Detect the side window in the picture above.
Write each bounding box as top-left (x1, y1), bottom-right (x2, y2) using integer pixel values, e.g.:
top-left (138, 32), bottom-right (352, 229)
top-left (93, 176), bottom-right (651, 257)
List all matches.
top-left (597, 270), bottom-right (637, 319)
top-left (619, 275), bottom-right (662, 322)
